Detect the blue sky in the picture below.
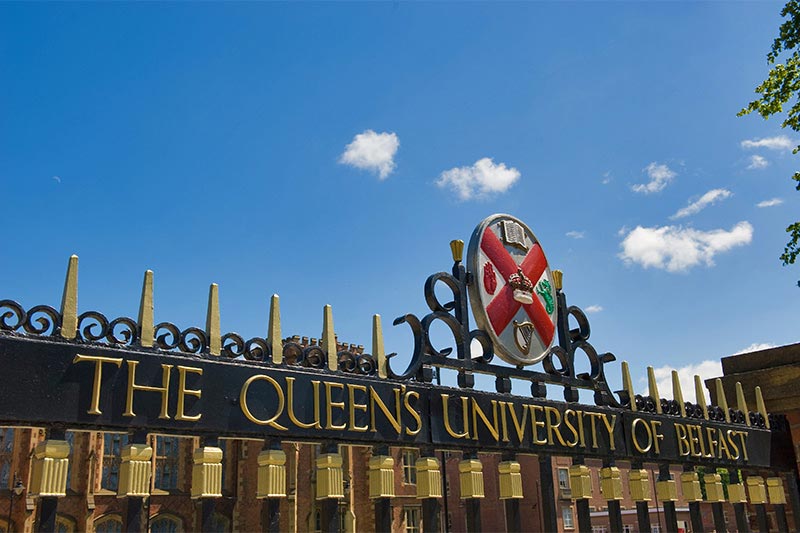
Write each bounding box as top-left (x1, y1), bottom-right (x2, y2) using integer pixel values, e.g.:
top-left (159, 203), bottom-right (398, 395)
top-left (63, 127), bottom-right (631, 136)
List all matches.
top-left (1, 2), bottom-right (798, 399)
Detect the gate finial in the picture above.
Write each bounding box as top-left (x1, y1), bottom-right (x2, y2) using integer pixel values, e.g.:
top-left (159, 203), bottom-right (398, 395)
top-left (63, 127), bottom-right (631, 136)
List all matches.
top-left (60, 255), bottom-right (79, 340)
top-left (206, 284), bottom-right (221, 356)
top-left (322, 305), bottom-right (337, 371)
top-left (138, 270), bottom-right (154, 347)
top-left (755, 386), bottom-right (769, 428)
top-left (735, 382), bottom-right (751, 426)
top-left (715, 378), bottom-right (730, 422)
top-left (694, 375), bottom-right (709, 420)
top-left (373, 314), bottom-right (386, 379)
top-left (268, 295), bottom-right (282, 364)
top-left (671, 370), bottom-right (686, 417)
top-left (647, 366), bottom-right (662, 414)
top-left (621, 361), bottom-right (636, 411)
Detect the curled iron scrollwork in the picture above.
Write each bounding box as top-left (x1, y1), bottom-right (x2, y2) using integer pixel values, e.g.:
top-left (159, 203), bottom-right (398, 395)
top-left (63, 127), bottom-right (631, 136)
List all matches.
top-left (77, 312), bottom-right (138, 346)
top-left (0, 300), bottom-right (62, 336)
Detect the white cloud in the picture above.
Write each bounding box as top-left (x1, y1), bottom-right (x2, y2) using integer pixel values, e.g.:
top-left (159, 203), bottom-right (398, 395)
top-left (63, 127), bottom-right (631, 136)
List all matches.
top-left (632, 162), bottom-right (676, 194)
top-left (339, 130), bottom-right (399, 179)
top-left (648, 360), bottom-right (722, 401)
top-left (601, 171), bottom-right (612, 185)
top-left (733, 342), bottom-right (776, 355)
top-left (670, 188), bottom-right (732, 220)
top-left (617, 226), bottom-right (629, 237)
top-left (436, 158), bottom-right (520, 200)
top-left (566, 230), bottom-right (585, 239)
top-left (52, 175), bottom-right (61, 183)
top-left (757, 198), bottom-right (783, 208)
top-left (618, 221), bottom-right (753, 272)
top-left (741, 135), bottom-right (795, 151)
top-left (584, 305), bottom-right (603, 314)
top-left (747, 155), bottom-right (769, 169)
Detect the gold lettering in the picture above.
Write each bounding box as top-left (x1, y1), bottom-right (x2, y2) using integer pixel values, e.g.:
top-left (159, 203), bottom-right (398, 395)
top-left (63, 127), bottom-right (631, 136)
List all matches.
top-left (651, 420), bottom-right (664, 454)
top-left (530, 405), bottom-right (547, 445)
top-left (370, 387), bottom-right (402, 434)
top-left (499, 402), bottom-right (510, 442)
top-left (286, 378), bottom-right (321, 429)
top-left (632, 418), bottom-right (652, 453)
top-left (347, 384), bottom-right (368, 432)
top-left (587, 412), bottom-right (601, 449)
top-left (716, 428), bottom-right (731, 459)
top-left (563, 409), bottom-right (580, 447)
top-left (576, 410), bottom-right (586, 447)
top-left (507, 402), bottom-right (529, 443)
top-left (441, 394), bottom-right (470, 439)
top-left (239, 374), bottom-right (288, 430)
top-left (124, 361), bottom-right (172, 419)
top-left (175, 365), bottom-right (202, 421)
top-left (544, 406), bottom-right (567, 446)
top-left (403, 390), bottom-right (422, 436)
top-left (601, 414), bottom-right (617, 451)
top-left (687, 425), bottom-right (701, 457)
top-left (705, 427), bottom-right (718, 459)
top-left (726, 429), bottom-right (740, 460)
top-left (736, 431), bottom-right (749, 461)
top-left (675, 423), bottom-right (690, 456)
top-left (325, 382), bottom-right (347, 430)
top-left (72, 354), bottom-right (123, 415)
top-left (471, 399), bottom-right (499, 442)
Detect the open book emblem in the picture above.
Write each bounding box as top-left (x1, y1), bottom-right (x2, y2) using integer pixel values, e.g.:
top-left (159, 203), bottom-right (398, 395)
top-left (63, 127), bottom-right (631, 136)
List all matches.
top-left (513, 320), bottom-right (535, 355)
top-left (502, 220), bottom-right (528, 251)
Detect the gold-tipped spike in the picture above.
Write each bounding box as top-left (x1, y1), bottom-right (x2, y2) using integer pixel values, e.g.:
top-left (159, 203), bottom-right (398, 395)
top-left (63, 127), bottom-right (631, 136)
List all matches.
top-left (647, 366), bottom-right (662, 414)
top-left (268, 295), bottom-right (282, 364)
top-left (138, 270), bottom-right (154, 347)
top-left (60, 255), bottom-right (79, 340)
top-left (694, 375), bottom-right (709, 420)
top-left (450, 240), bottom-right (464, 262)
top-left (715, 378), bottom-right (730, 422)
top-left (206, 284), bottom-right (221, 356)
top-left (373, 314), bottom-right (386, 379)
top-left (621, 361), bottom-right (636, 412)
top-left (671, 370), bottom-right (686, 417)
top-left (322, 305), bottom-right (337, 371)
top-left (736, 382), bottom-right (750, 427)
top-left (755, 386), bottom-right (770, 429)
top-left (552, 270), bottom-right (563, 291)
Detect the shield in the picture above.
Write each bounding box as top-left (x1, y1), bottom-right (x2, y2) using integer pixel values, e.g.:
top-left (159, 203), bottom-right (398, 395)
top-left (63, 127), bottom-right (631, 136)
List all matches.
top-left (466, 214), bottom-right (558, 365)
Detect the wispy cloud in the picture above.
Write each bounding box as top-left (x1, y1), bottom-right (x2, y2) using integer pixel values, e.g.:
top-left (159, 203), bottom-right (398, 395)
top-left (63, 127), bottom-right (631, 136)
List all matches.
top-left (584, 305), bottom-right (603, 314)
top-left (670, 188), bottom-right (732, 220)
top-left (741, 135), bottom-right (795, 151)
top-left (566, 230), bottom-right (585, 239)
top-left (619, 222), bottom-right (753, 272)
top-left (757, 198), bottom-right (783, 208)
top-left (733, 342), bottom-right (776, 355)
top-left (747, 155), bottom-right (769, 169)
top-left (339, 130), bottom-right (399, 179)
top-left (632, 162), bottom-right (676, 194)
top-left (646, 360), bottom-right (722, 400)
top-left (52, 175), bottom-right (61, 183)
top-left (436, 158), bottom-right (520, 200)
top-left (601, 171), bottom-right (612, 185)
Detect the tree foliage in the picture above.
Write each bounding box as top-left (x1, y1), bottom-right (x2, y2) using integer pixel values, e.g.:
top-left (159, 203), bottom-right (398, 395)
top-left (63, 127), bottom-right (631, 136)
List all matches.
top-left (739, 1), bottom-right (800, 265)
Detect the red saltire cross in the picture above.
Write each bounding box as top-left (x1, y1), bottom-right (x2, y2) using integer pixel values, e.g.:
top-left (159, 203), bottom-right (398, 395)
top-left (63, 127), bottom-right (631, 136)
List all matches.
top-left (480, 227), bottom-right (555, 347)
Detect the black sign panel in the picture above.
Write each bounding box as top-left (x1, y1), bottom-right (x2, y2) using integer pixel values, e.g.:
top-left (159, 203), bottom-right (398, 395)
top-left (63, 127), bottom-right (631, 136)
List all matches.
top-left (0, 336), bottom-right (773, 468)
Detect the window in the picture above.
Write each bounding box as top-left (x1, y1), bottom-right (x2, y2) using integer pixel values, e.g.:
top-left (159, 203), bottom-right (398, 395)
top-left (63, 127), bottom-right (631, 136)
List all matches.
top-left (404, 507), bottom-right (421, 533)
top-left (558, 468), bottom-right (570, 489)
top-left (94, 514), bottom-right (123, 533)
top-left (402, 449), bottom-right (418, 485)
top-left (102, 433), bottom-right (128, 491)
top-left (651, 526), bottom-right (661, 533)
top-left (64, 432), bottom-right (74, 491)
top-left (0, 428), bottom-right (13, 488)
top-left (151, 514), bottom-right (182, 533)
top-left (55, 515), bottom-right (76, 533)
top-left (591, 527), bottom-right (607, 533)
top-left (562, 506), bottom-right (574, 530)
top-left (623, 525), bottom-right (633, 533)
top-left (154, 436), bottom-right (180, 491)
top-left (209, 513), bottom-right (230, 533)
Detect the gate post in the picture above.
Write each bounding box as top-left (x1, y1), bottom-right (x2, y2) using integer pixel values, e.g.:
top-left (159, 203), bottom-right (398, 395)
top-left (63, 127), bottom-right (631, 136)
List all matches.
top-left (31, 427), bottom-right (69, 533)
top-left (703, 471), bottom-right (727, 533)
top-left (498, 452), bottom-right (522, 533)
top-left (681, 468), bottom-right (704, 533)
top-left (416, 454), bottom-right (443, 533)
top-left (747, 476), bottom-right (771, 532)
top-left (767, 477), bottom-right (789, 533)
top-left (629, 464), bottom-right (651, 533)
top-left (317, 442), bottom-right (344, 533)
top-left (257, 440), bottom-right (286, 533)
top-left (728, 469), bottom-right (750, 533)
top-left (784, 472), bottom-right (800, 531)
top-left (192, 435), bottom-right (223, 532)
top-left (656, 464), bottom-right (679, 533)
top-left (459, 451), bottom-right (483, 533)
top-left (369, 445), bottom-right (394, 533)
top-left (538, 455), bottom-right (558, 533)
top-left (120, 430), bottom-right (152, 533)
top-left (601, 461), bottom-right (624, 533)
top-left (570, 458), bottom-right (593, 533)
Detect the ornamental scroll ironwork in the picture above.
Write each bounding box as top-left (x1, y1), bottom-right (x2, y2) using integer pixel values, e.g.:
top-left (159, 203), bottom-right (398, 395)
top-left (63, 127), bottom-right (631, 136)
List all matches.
top-left (386, 253), bottom-right (624, 408)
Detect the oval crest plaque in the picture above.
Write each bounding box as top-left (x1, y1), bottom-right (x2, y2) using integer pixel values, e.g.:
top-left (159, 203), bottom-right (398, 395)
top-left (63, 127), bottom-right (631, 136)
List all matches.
top-left (466, 214), bottom-right (558, 365)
